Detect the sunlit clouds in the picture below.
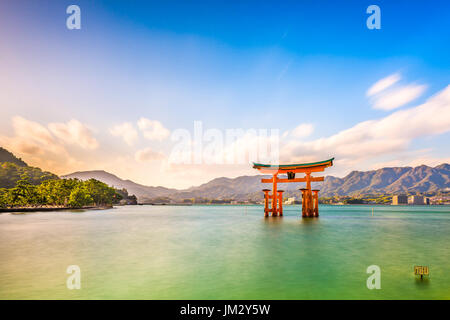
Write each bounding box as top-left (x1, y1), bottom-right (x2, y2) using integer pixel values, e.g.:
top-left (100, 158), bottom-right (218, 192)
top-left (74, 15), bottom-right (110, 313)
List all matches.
top-left (109, 122), bottom-right (138, 146)
top-left (8, 117), bottom-right (98, 152)
top-left (282, 84), bottom-right (450, 175)
top-left (1, 75), bottom-right (449, 189)
top-left (137, 118), bottom-right (170, 141)
top-left (367, 73), bottom-right (427, 111)
top-left (0, 117), bottom-right (89, 173)
top-left (135, 147), bottom-right (165, 162)
top-left (48, 119), bottom-right (99, 149)
top-left (291, 123), bottom-right (314, 138)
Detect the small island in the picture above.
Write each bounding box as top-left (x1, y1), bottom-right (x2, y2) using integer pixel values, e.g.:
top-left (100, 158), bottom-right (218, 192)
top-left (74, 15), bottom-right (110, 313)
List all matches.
top-left (0, 147), bottom-right (136, 212)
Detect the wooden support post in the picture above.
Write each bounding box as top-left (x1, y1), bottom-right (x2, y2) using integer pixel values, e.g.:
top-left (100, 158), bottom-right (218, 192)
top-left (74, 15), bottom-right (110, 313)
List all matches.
top-left (305, 172), bottom-right (313, 217)
top-left (277, 190), bottom-right (284, 216)
top-left (262, 189), bottom-right (270, 217)
top-left (312, 189), bottom-right (319, 217)
top-left (307, 192), bottom-right (312, 217)
top-left (272, 173), bottom-right (278, 216)
top-left (300, 188), bottom-right (307, 217)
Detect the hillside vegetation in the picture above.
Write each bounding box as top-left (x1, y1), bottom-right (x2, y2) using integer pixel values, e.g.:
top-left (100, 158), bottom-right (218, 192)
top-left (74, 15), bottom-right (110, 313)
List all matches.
top-left (0, 162), bottom-right (59, 188)
top-left (0, 147), bottom-right (27, 166)
top-left (0, 147), bottom-right (125, 209)
top-left (0, 177), bottom-right (123, 209)
top-left (0, 147), bottom-right (58, 188)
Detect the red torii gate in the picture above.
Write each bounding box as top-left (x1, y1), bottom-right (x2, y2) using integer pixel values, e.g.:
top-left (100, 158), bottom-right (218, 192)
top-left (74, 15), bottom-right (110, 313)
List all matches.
top-left (253, 158), bottom-right (334, 217)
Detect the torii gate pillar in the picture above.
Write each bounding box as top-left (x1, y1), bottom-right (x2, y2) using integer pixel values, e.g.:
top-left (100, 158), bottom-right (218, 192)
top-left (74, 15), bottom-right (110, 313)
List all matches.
top-left (312, 189), bottom-right (320, 217)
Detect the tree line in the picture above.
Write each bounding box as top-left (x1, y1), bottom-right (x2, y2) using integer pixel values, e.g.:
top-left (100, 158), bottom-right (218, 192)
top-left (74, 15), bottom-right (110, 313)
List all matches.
top-left (0, 162), bottom-right (58, 188)
top-left (0, 176), bottom-right (123, 209)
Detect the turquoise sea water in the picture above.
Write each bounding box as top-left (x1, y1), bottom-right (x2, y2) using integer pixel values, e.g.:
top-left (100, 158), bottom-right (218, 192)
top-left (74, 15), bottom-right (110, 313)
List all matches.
top-left (0, 205), bottom-right (449, 299)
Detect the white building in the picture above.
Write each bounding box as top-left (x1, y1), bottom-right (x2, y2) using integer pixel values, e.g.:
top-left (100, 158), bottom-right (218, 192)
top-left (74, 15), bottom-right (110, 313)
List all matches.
top-left (392, 195), bottom-right (408, 205)
top-left (285, 197), bottom-right (296, 205)
top-left (408, 195), bottom-right (425, 205)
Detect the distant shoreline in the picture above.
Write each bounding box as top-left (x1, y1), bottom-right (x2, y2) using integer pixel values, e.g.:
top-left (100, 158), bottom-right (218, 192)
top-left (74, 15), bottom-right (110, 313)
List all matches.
top-left (137, 203), bottom-right (450, 206)
top-left (1, 203), bottom-right (448, 213)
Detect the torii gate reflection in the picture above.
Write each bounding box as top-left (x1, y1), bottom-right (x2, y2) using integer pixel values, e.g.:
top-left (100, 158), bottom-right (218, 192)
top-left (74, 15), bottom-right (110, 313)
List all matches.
top-left (253, 158), bottom-right (334, 217)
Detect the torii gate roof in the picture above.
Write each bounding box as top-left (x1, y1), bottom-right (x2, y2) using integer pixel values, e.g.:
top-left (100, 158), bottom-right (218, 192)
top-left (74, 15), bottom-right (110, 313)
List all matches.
top-left (252, 157), bottom-right (334, 173)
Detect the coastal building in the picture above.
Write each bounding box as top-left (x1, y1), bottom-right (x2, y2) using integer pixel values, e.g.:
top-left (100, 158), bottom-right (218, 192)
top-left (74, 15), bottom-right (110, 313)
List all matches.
top-left (285, 197), bottom-right (296, 205)
top-left (392, 195), bottom-right (408, 205)
top-left (408, 195), bottom-right (425, 205)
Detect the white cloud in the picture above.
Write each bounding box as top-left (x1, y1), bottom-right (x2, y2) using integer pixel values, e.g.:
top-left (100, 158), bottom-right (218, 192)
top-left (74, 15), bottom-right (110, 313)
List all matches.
top-left (0, 117), bottom-right (82, 173)
top-left (109, 122), bottom-right (138, 146)
top-left (367, 73), bottom-right (400, 96)
top-left (135, 147), bottom-right (165, 162)
top-left (12, 116), bottom-right (55, 146)
top-left (282, 85), bottom-right (450, 174)
top-left (291, 123), bottom-right (314, 138)
top-left (137, 118), bottom-right (170, 141)
top-left (48, 119), bottom-right (98, 149)
top-left (371, 84), bottom-right (427, 111)
top-left (4, 117), bottom-right (65, 156)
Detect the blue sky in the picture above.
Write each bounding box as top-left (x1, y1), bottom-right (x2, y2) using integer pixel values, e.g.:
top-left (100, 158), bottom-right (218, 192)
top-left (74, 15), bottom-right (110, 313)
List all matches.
top-left (0, 0), bottom-right (449, 188)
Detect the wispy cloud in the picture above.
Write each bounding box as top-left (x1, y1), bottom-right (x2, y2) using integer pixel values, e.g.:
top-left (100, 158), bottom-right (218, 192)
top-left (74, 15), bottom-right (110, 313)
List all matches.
top-left (48, 119), bottom-right (98, 149)
top-left (137, 118), bottom-right (170, 141)
top-left (12, 116), bottom-right (55, 147)
top-left (109, 122), bottom-right (138, 146)
top-left (367, 73), bottom-right (426, 111)
top-left (366, 73), bottom-right (400, 96)
top-left (135, 147), bottom-right (165, 162)
top-left (371, 84), bottom-right (427, 111)
top-left (291, 123), bottom-right (314, 138)
top-left (282, 85), bottom-right (450, 173)
top-left (276, 59), bottom-right (293, 81)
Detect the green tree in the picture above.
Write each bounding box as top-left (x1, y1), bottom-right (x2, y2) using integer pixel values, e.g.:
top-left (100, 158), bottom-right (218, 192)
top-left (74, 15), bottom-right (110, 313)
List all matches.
top-left (84, 179), bottom-right (117, 205)
top-left (9, 176), bottom-right (39, 206)
top-left (0, 176), bottom-right (122, 209)
top-left (0, 162), bottom-right (58, 188)
top-left (0, 188), bottom-right (8, 208)
top-left (68, 185), bottom-right (93, 208)
top-left (36, 179), bottom-right (80, 205)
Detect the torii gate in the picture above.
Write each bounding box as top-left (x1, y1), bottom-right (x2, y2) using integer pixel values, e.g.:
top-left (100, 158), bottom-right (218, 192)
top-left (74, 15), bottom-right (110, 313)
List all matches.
top-left (253, 158), bottom-right (334, 217)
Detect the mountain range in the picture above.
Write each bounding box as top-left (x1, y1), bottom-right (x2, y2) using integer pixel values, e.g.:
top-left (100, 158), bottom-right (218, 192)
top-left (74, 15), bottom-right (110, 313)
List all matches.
top-left (3, 145), bottom-right (448, 201)
top-left (61, 170), bottom-right (176, 202)
top-left (63, 163), bottom-right (450, 202)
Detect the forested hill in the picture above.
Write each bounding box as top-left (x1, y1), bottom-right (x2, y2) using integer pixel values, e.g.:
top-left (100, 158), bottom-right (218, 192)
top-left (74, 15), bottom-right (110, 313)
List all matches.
top-left (0, 147), bottom-right (58, 188)
top-left (0, 147), bottom-right (127, 209)
top-left (0, 147), bottom-right (27, 166)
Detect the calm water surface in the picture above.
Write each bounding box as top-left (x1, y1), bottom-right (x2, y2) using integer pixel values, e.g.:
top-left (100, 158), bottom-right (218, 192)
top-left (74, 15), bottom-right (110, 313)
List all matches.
top-left (0, 205), bottom-right (449, 299)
